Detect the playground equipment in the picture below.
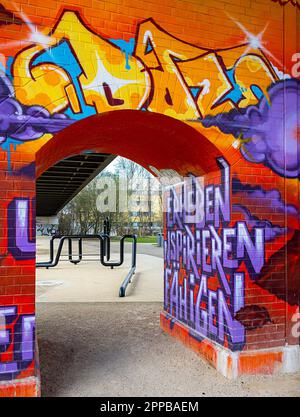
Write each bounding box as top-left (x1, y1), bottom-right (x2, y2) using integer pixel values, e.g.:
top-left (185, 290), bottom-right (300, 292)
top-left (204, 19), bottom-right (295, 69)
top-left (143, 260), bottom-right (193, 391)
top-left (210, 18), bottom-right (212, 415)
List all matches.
top-left (36, 233), bottom-right (137, 297)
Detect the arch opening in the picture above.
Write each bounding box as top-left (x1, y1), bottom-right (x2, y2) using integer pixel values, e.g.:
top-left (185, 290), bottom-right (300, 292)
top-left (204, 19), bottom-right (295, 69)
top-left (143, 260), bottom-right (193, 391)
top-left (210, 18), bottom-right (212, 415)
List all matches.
top-left (0, 0), bottom-right (298, 396)
top-left (35, 109), bottom-right (226, 393)
top-left (36, 110), bottom-right (222, 178)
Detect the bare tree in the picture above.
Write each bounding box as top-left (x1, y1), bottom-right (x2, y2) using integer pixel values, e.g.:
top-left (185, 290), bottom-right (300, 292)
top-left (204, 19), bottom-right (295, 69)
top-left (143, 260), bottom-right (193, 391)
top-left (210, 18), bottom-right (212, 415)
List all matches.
top-left (58, 157), bottom-right (163, 236)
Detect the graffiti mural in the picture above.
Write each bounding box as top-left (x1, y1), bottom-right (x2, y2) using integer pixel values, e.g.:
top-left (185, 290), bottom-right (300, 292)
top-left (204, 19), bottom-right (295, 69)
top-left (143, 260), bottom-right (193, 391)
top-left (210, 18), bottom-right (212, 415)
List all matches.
top-left (272, 0), bottom-right (300, 8)
top-left (8, 198), bottom-right (35, 260)
top-left (11, 11), bottom-right (278, 124)
top-left (201, 80), bottom-right (300, 178)
top-left (0, 189), bottom-right (35, 381)
top-left (0, 4), bottom-right (23, 26)
top-left (0, 306), bottom-right (35, 380)
top-left (0, 0), bottom-right (298, 390)
top-left (36, 224), bottom-right (58, 236)
top-left (164, 159), bottom-right (252, 350)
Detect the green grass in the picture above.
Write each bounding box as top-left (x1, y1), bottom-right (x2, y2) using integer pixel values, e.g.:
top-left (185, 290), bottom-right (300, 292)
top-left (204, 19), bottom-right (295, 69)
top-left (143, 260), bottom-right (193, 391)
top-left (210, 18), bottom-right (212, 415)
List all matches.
top-left (136, 236), bottom-right (157, 243)
top-left (110, 236), bottom-right (158, 243)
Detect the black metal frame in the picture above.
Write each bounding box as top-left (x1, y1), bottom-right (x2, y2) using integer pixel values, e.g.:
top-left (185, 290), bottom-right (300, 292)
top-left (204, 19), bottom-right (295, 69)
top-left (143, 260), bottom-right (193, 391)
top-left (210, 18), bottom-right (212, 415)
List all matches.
top-left (99, 235), bottom-right (137, 297)
top-left (36, 234), bottom-right (137, 297)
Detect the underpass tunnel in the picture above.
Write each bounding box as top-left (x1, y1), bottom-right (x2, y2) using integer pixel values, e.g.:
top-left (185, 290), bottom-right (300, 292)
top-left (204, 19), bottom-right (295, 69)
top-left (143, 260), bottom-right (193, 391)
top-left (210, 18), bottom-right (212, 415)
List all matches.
top-left (0, 0), bottom-right (299, 397)
top-left (34, 110), bottom-right (223, 394)
top-left (34, 109), bottom-right (223, 306)
top-left (35, 149), bottom-right (165, 304)
top-left (35, 110), bottom-right (222, 305)
top-left (33, 108), bottom-right (300, 389)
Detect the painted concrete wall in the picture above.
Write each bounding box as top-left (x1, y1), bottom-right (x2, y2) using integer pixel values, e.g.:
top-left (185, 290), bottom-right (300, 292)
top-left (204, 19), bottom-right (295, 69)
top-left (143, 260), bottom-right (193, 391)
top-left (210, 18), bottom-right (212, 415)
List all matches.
top-left (0, 0), bottom-right (299, 395)
top-left (36, 216), bottom-right (58, 236)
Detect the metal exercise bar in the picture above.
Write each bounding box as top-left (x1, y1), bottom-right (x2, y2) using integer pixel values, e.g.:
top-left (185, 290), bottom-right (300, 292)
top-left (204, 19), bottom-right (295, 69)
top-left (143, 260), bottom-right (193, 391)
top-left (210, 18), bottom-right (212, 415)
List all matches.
top-left (118, 236), bottom-right (137, 297)
top-left (68, 237), bottom-right (83, 265)
top-left (46, 235), bottom-right (61, 265)
top-left (103, 217), bottom-right (111, 260)
top-left (36, 236), bottom-right (69, 268)
top-left (100, 234), bottom-right (136, 268)
top-left (36, 234), bottom-right (109, 268)
top-left (99, 234), bottom-right (137, 297)
top-left (36, 233), bottom-right (137, 297)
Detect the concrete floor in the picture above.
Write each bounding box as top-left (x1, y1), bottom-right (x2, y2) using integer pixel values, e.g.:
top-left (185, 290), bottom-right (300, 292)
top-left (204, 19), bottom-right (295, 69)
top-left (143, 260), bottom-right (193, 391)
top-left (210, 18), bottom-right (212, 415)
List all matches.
top-left (36, 237), bottom-right (163, 302)
top-left (36, 237), bottom-right (300, 397)
top-left (37, 302), bottom-right (300, 397)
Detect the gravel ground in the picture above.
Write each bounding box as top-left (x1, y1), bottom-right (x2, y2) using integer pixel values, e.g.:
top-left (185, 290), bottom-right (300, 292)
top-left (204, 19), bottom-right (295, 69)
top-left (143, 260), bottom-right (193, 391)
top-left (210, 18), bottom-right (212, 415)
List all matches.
top-left (37, 302), bottom-right (300, 397)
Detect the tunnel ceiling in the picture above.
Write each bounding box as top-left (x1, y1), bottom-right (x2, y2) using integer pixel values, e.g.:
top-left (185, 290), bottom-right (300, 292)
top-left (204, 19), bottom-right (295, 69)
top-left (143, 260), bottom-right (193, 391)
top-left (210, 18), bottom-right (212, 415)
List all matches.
top-left (36, 153), bottom-right (115, 216)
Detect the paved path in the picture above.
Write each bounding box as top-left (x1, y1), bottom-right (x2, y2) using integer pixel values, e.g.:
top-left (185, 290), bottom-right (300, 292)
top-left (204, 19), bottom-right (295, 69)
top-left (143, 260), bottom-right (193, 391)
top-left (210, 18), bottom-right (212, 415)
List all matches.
top-left (37, 302), bottom-right (300, 397)
top-left (36, 237), bottom-right (163, 302)
top-left (36, 237), bottom-right (300, 397)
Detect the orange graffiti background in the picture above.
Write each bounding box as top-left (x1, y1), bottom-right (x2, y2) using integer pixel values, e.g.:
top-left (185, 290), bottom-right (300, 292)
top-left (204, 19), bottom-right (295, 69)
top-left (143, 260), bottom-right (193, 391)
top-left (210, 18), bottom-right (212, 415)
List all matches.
top-left (0, 0), bottom-right (298, 388)
top-left (0, 0), bottom-right (297, 205)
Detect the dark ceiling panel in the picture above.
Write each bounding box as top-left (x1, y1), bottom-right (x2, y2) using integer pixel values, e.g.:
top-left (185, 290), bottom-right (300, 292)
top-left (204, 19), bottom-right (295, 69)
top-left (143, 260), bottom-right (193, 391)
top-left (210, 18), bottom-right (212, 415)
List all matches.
top-left (36, 153), bottom-right (115, 216)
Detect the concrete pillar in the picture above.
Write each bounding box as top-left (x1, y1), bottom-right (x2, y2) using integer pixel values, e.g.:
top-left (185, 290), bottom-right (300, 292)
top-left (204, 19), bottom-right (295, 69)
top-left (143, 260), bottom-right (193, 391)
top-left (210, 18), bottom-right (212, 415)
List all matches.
top-left (36, 216), bottom-right (59, 236)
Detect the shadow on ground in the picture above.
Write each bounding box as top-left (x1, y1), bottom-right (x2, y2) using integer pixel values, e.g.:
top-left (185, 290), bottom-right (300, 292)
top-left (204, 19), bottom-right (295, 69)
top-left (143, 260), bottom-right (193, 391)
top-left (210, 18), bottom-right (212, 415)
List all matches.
top-left (37, 302), bottom-right (300, 397)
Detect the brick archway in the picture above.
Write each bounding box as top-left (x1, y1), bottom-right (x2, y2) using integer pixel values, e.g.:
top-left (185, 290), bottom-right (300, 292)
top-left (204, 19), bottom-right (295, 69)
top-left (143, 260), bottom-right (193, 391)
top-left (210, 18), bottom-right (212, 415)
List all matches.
top-left (0, 0), bottom-right (298, 397)
top-left (36, 110), bottom-right (221, 178)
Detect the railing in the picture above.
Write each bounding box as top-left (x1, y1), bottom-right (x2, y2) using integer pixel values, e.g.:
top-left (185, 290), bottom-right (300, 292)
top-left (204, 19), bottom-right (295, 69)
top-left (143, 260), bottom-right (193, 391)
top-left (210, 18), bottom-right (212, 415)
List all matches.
top-left (36, 234), bottom-right (110, 267)
top-left (36, 234), bottom-right (137, 297)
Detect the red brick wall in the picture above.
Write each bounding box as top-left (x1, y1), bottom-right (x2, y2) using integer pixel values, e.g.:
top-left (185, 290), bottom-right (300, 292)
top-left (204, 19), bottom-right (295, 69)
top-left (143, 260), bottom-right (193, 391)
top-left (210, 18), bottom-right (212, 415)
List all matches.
top-left (0, 0), bottom-right (298, 393)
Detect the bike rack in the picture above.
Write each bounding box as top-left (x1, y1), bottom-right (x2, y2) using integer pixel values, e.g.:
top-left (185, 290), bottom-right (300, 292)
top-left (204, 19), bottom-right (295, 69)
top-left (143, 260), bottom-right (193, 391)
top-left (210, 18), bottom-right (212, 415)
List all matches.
top-left (36, 234), bottom-right (110, 268)
top-left (36, 234), bottom-right (137, 297)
